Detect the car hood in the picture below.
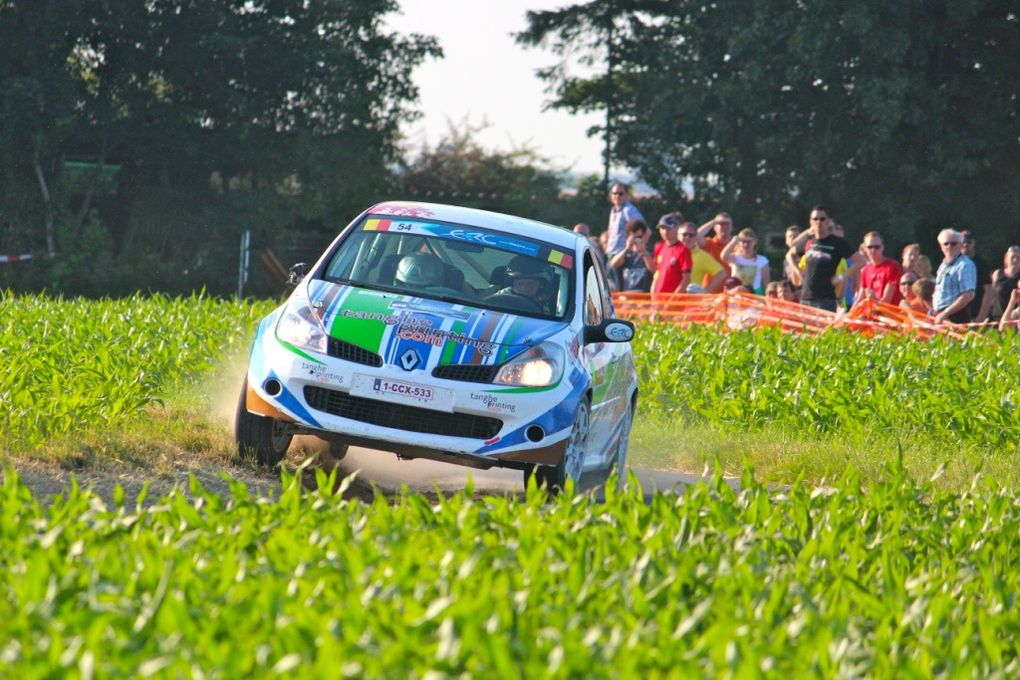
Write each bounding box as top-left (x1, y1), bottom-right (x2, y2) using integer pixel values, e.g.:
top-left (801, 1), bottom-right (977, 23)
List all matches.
top-left (303, 280), bottom-right (568, 367)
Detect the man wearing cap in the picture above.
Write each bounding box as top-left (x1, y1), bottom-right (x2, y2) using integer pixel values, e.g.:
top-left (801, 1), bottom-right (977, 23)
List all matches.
top-left (651, 213), bottom-right (692, 297)
top-left (856, 231), bottom-right (903, 304)
top-left (961, 230), bottom-right (992, 322)
top-left (933, 228), bottom-right (977, 324)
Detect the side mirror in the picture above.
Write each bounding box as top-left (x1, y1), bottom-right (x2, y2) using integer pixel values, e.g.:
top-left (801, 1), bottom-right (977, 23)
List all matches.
top-left (584, 318), bottom-right (635, 344)
top-left (287, 262), bottom-right (308, 286)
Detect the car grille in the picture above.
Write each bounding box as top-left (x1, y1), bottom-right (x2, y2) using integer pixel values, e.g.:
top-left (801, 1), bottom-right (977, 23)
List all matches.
top-left (304, 386), bottom-right (502, 440)
top-left (432, 363), bottom-right (500, 384)
top-left (327, 338), bottom-right (383, 367)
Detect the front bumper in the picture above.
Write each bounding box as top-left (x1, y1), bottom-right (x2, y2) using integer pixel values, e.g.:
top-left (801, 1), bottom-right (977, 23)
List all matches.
top-left (244, 314), bottom-right (585, 465)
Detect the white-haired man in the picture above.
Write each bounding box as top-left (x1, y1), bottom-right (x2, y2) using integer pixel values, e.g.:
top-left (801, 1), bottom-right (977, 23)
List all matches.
top-left (933, 228), bottom-right (977, 324)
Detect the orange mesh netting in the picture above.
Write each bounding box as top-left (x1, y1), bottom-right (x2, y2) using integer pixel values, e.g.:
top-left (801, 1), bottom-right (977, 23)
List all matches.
top-left (611, 291), bottom-right (982, 340)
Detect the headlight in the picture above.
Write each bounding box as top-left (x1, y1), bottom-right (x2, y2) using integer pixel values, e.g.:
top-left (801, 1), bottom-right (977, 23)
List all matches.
top-left (493, 342), bottom-right (564, 387)
top-left (276, 301), bottom-right (328, 354)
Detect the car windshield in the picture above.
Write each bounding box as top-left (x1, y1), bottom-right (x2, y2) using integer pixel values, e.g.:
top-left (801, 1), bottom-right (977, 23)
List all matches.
top-left (321, 216), bottom-right (574, 320)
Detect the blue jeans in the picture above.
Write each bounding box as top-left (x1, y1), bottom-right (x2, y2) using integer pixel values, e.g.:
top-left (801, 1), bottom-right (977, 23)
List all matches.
top-left (802, 298), bottom-right (838, 312)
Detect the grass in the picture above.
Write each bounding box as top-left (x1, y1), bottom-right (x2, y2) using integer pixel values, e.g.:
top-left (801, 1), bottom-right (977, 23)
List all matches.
top-left (628, 412), bottom-right (1018, 492)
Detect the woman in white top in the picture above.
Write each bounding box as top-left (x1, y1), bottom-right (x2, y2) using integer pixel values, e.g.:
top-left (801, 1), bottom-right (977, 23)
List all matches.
top-left (721, 228), bottom-right (770, 294)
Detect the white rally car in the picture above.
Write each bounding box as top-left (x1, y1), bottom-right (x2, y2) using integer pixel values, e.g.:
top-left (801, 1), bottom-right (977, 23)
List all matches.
top-left (236, 201), bottom-right (638, 488)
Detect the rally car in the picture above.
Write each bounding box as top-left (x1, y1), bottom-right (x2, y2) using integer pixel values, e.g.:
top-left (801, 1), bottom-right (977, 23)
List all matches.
top-left (236, 201), bottom-right (638, 489)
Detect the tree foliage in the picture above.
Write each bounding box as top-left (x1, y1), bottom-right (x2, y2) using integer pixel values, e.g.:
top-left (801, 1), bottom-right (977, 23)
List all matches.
top-left (0, 0), bottom-right (439, 295)
top-left (521, 1), bottom-right (1020, 249)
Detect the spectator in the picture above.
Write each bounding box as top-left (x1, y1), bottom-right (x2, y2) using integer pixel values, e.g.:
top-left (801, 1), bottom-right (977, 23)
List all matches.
top-left (962, 230), bottom-right (993, 322)
top-left (901, 243), bottom-right (923, 277)
top-left (912, 277), bottom-right (936, 315)
top-left (897, 273), bottom-right (920, 312)
top-left (721, 228), bottom-right (770, 294)
top-left (987, 246), bottom-right (1020, 323)
top-left (933, 228), bottom-right (977, 324)
top-left (765, 280), bottom-right (798, 302)
top-left (574, 222), bottom-right (604, 267)
top-left (783, 225), bottom-right (803, 282)
top-left (680, 222), bottom-right (726, 293)
top-left (650, 213), bottom-right (692, 297)
top-left (723, 276), bottom-right (751, 294)
top-left (915, 254), bottom-right (933, 278)
top-left (606, 183), bottom-right (644, 258)
top-left (696, 212), bottom-right (734, 267)
top-left (857, 231), bottom-right (903, 304)
top-left (998, 277), bottom-right (1020, 333)
top-left (787, 205), bottom-right (864, 312)
top-left (609, 219), bottom-right (654, 292)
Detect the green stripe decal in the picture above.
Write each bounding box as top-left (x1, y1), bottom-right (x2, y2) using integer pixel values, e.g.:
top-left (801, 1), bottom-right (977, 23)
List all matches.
top-left (439, 320), bottom-right (465, 364)
top-left (326, 288), bottom-right (396, 351)
top-left (278, 339), bottom-right (325, 364)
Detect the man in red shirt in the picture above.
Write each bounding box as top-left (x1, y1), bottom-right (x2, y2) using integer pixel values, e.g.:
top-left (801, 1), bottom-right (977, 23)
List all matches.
top-left (857, 231), bottom-right (903, 304)
top-left (651, 213), bottom-right (692, 297)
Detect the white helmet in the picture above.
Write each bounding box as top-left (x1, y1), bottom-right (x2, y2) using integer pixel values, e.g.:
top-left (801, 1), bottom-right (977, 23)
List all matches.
top-left (395, 253), bottom-right (443, 287)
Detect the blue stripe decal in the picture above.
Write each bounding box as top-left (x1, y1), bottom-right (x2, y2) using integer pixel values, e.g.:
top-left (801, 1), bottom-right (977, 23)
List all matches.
top-left (473, 378), bottom-right (588, 455)
top-left (267, 371), bottom-right (322, 428)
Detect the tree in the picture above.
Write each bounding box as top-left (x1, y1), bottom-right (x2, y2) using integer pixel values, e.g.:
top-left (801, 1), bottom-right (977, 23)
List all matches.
top-left (0, 0), bottom-right (441, 294)
top-left (397, 122), bottom-right (565, 221)
top-left (516, 1), bottom-right (670, 191)
top-left (520, 1), bottom-right (1020, 251)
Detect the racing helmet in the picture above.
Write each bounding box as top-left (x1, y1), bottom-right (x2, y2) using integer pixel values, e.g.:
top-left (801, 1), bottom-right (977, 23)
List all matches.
top-left (395, 253), bottom-right (444, 287)
top-left (504, 255), bottom-right (553, 286)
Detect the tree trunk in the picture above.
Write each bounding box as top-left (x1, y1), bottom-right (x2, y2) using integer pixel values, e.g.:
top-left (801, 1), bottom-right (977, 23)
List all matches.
top-left (32, 152), bottom-right (56, 258)
top-left (71, 132), bottom-right (109, 240)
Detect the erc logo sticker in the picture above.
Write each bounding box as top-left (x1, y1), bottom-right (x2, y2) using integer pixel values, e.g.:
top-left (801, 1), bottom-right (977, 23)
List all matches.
top-left (399, 349), bottom-right (420, 371)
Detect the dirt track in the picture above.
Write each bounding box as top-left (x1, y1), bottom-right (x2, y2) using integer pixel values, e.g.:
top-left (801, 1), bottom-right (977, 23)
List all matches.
top-left (7, 443), bottom-right (728, 507)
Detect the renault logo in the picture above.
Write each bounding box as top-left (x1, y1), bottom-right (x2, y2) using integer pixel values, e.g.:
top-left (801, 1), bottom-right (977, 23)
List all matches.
top-left (399, 349), bottom-right (420, 371)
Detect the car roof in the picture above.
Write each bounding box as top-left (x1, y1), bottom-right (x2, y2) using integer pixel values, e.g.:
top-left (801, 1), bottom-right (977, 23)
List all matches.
top-left (365, 201), bottom-right (583, 251)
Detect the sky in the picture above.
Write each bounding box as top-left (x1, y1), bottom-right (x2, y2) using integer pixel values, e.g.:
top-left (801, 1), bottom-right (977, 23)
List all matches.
top-left (385, 0), bottom-right (605, 176)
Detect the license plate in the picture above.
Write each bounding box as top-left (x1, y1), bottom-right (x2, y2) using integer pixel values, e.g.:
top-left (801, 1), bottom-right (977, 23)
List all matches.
top-left (350, 374), bottom-right (454, 412)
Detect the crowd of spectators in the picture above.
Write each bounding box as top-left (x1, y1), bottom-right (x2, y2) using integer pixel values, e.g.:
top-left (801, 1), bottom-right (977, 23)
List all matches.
top-left (579, 183), bottom-right (1020, 333)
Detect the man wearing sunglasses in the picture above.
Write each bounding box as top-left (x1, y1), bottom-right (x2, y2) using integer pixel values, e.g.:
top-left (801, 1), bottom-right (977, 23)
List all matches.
top-left (606, 182), bottom-right (645, 260)
top-left (785, 205), bottom-right (864, 312)
top-left (857, 231), bottom-right (903, 304)
top-left (933, 228), bottom-right (977, 324)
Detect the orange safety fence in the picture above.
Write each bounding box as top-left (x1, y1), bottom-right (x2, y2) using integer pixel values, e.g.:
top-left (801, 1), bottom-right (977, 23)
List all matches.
top-left (611, 291), bottom-right (987, 340)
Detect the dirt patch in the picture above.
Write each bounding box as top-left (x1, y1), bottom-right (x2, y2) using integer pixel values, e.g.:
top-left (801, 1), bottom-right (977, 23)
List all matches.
top-left (5, 449), bottom-right (378, 507)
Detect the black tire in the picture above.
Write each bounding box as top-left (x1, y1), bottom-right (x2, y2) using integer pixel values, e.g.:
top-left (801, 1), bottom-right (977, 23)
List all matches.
top-left (523, 399), bottom-right (590, 493)
top-left (610, 403), bottom-right (635, 489)
top-left (235, 378), bottom-right (292, 466)
top-left (327, 440), bottom-right (349, 461)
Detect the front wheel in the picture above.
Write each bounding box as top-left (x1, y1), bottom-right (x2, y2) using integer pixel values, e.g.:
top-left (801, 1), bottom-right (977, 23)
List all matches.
top-left (235, 378), bottom-right (292, 466)
top-left (525, 399), bottom-right (589, 493)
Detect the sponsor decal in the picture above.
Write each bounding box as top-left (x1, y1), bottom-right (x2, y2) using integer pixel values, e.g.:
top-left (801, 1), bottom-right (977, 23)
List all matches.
top-left (371, 204), bottom-right (436, 218)
top-left (470, 392), bottom-right (517, 414)
top-left (397, 324), bottom-right (498, 356)
top-left (341, 309), bottom-right (401, 324)
top-left (301, 361), bottom-right (345, 386)
top-left (604, 322), bottom-right (633, 341)
top-left (422, 224), bottom-right (542, 258)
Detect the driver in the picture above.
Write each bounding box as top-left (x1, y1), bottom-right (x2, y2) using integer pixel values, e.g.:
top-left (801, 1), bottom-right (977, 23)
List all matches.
top-left (492, 255), bottom-right (555, 312)
top-left (394, 253), bottom-right (444, 288)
